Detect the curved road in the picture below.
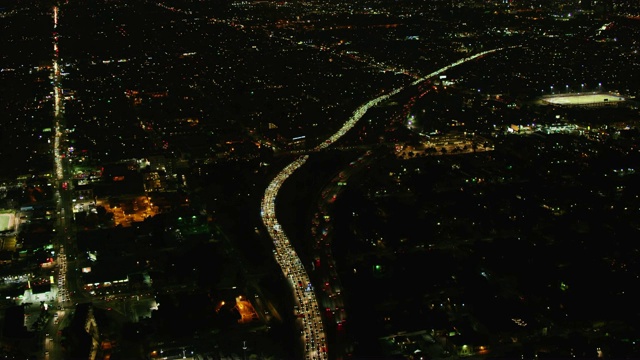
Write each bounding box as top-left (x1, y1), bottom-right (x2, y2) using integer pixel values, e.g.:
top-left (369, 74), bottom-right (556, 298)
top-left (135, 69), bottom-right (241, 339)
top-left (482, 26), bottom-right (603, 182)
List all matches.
top-left (261, 46), bottom-right (516, 359)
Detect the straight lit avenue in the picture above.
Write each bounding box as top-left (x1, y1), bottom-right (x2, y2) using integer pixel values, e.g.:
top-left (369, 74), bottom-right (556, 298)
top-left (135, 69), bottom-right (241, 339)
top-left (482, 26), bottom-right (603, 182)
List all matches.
top-left (52, 5), bottom-right (71, 306)
top-left (260, 46), bottom-right (512, 359)
top-left (50, 5), bottom-right (73, 360)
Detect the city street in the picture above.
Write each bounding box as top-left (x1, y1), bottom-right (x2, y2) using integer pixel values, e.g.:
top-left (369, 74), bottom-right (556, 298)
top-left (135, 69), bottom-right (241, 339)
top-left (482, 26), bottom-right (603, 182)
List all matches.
top-left (46, 5), bottom-right (82, 359)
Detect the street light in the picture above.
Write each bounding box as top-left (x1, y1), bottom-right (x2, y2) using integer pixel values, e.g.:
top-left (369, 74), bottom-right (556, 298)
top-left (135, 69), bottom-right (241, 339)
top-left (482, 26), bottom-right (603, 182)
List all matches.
top-left (243, 340), bottom-right (247, 360)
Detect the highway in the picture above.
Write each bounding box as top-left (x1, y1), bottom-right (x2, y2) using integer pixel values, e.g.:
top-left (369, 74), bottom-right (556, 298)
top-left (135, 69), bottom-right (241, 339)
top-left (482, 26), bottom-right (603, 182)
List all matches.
top-left (260, 46), bottom-right (515, 359)
top-left (261, 156), bottom-right (329, 359)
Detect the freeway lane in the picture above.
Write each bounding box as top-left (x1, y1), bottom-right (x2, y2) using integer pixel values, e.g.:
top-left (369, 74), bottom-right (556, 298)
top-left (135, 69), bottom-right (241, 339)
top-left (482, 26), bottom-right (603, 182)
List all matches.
top-left (261, 156), bottom-right (329, 359)
top-left (261, 46), bottom-right (516, 359)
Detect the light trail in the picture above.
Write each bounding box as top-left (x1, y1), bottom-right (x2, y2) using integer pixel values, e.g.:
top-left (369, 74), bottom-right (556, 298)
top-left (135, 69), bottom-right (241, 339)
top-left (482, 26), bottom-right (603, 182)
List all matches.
top-left (260, 46), bottom-right (517, 359)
